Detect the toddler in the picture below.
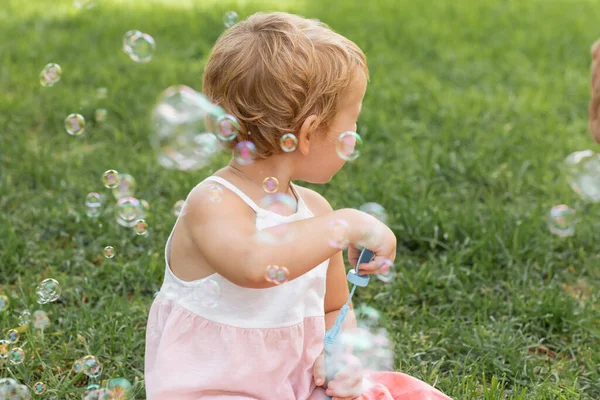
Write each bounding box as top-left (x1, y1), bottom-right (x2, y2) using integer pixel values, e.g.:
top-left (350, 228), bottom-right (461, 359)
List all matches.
top-left (145, 12), bottom-right (452, 400)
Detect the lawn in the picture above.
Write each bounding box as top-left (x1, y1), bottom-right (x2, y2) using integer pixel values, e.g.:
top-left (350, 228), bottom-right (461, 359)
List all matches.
top-left (0, 0), bottom-right (599, 398)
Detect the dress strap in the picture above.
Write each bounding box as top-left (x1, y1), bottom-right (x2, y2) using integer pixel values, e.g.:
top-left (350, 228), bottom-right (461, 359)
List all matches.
top-left (203, 176), bottom-right (260, 213)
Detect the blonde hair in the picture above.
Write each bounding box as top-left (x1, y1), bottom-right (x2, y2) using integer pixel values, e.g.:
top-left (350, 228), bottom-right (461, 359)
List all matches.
top-left (202, 12), bottom-right (368, 159)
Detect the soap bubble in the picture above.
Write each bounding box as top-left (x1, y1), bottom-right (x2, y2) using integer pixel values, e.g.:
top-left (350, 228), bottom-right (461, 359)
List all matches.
top-left (336, 131), bottom-right (363, 161)
top-left (375, 259), bottom-right (395, 283)
top-left (0, 295), bottom-right (9, 312)
top-left (74, 0), bottom-right (95, 9)
top-left (192, 279), bottom-right (221, 308)
top-left (234, 141), bottom-right (257, 165)
top-left (359, 202), bottom-right (388, 224)
top-left (116, 197), bottom-right (141, 222)
top-left (151, 85), bottom-right (226, 171)
top-left (122, 30), bottom-right (142, 54)
top-left (208, 184), bottom-right (223, 203)
top-left (96, 87), bottom-right (108, 99)
top-left (36, 278), bottom-right (61, 304)
top-left (39, 63), bottom-right (62, 87)
top-left (339, 326), bottom-right (394, 371)
top-left (264, 265), bottom-right (289, 285)
top-left (280, 133), bottom-right (298, 152)
top-left (112, 173), bottom-right (136, 200)
top-left (548, 204), bottom-right (577, 237)
top-left (173, 200), bottom-right (185, 216)
top-left (103, 246), bottom-right (116, 259)
top-left (215, 114), bottom-right (239, 142)
top-left (32, 310), bottom-right (50, 330)
top-left (224, 11), bottom-right (238, 28)
top-left (7, 329), bottom-right (19, 343)
top-left (107, 378), bottom-right (133, 398)
top-left (64, 113), bottom-right (86, 136)
top-left (83, 388), bottom-right (112, 400)
top-left (9, 348), bottom-right (24, 365)
top-left (18, 310), bottom-right (31, 326)
top-left (82, 355), bottom-right (103, 378)
top-left (262, 177), bottom-right (279, 193)
top-left (95, 108), bottom-right (107, 122)
top-left (133, 219), bottom-right (149, 236)
top-left (0, 378), bottom-right (30, 400)
top-left (32, 382), bottom-right (46, 395)
top-left (563, 150), bottom-right (600, 202)
top-left (127, 32), bottom-right (156, 63)
top-left (354, 305), bottom-right (383, 330)
top-left (73, 358), bottom-right (84, 373)
top-left (0, 340), bottom-right (10, 358)
top-left (328, 219), bottom-right (350, 249)
top-left (86, 204), bottom-right (102, 218)
top-left (101, 170), bottom-right (119, 189)
top-left (85, 192), bottom-right (103, 208)
top-left (256, 194), bottom-right (297, 244)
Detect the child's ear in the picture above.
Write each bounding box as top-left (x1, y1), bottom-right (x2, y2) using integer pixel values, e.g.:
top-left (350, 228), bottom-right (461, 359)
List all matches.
top-left (297, 115), bottom-right (319, 155)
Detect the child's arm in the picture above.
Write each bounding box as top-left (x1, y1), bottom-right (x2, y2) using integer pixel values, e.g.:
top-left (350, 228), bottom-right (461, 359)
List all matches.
top-left (184, 183), bottom-right (395, 289)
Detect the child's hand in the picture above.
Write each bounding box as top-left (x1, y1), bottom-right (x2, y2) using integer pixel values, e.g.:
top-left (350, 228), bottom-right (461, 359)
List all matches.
top-left (326, 354), bottom-right (368, 399)
top-left (348, 213), bottom-right (396, 275)
top-left (590, 39), bottom-right (600, 143)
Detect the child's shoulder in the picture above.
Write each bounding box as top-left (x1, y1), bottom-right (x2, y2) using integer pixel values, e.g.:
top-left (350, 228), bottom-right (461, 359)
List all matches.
top-left (294, 185), bottom-right (333, 216)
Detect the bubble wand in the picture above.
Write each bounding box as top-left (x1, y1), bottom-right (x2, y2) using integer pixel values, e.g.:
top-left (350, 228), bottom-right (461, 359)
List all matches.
top-left (323, 247), bottom-right (374, 394)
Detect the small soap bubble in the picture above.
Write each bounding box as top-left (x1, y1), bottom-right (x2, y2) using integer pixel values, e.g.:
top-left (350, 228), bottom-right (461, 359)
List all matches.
top-left (274, 267), bottom-right (290, 285)
top-left (103, 246), bottom-right (115, 259)
top-left (208, 184), bottom-right (223, 203)
top-left (39, 63), bottom-right (62, 87)
top-left (83, 388), bottom-right (112, 400)
top-left (74, 0), bottom-right (95, 9)
top-left (359, 202), bottom-right (388, 224)
top-left (9, 348), bottom-right (24, 365)
top-left (95, 108), bottom-right (107, 122)
top-left (107, 378), bottom-right (133, 398)
top-left (548, 204), bottom-right (577, 237)
top-left (7, 329), bottom-right (19, 344)
top-left (0, 295), bottom-right (9, 312)
top-left (354, 305), bottom-right (383, 330)
top-left (264, 266), bottom-right (279, 282)
top-left (86, 205), bottom-right (102, 218)
top-left (280, 133), bottom-right (298, 152)
top-left (375, 259), bottom-right (395, 283)
top-left (102, 170), bottom-right (120, 189)
top-left (262, 177), bottom-right (279, 193)
top-left (123, 30), bottom-right (142, 53)
top-left (151, 85), bottom-right (226, 171)
top-left (223, 11), bottom-right (238, 28)
top-left (85, 192), bottom-right (103, 208)
top-left (193, 279), bottom-right (221, 308)
top-left (64, 113), bottom-right (86, 136)
top-left (96, 87), bottom-right (108, 99)
top-left (72, 358), bottom-right (84, 373)
top-left (36, 278), bottom-right (61, 304)
top-left (259, 193), bottom-right (297, 216)
top-left (112, 173), bottom-right (136, 199)
top-left (328, 219), bottom-right (350, 249)
top-left (234, 141), bottom-right (257, 166)
top-left (127, 32), bottom-right (156, 63)
top-left (339, 326), bottom-right (394, 371)
top-left (116, 197), bottom-right (141, 222)
top-left (173, 200), bottom-right (185, 216)
top-left (33, 382), bottom-right (46, 395)
top-left (215, 114), bottom-right (239, 142)
top-left (133, 219), bottom-right (148, 236)
top-left (32, 310), bottom-right (50, 330)
top-left (0, 340), bottom-right (10, 358)
top-left (18, 310), bottom-right (31, 326)
top-left (563, 150), bottom-right (600, 202)
top-left (336, 131), bottom-right (363, 161)
top-left (82, 355), bottom-right (103, 378)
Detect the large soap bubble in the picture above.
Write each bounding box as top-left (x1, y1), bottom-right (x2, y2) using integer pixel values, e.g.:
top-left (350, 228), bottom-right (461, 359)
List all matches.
top-left (151, 85), bottom-right (228, 171)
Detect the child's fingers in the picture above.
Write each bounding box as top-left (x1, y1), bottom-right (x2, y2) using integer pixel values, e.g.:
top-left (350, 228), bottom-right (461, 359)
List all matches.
top-left (313, 353), bottom-right (325, 386)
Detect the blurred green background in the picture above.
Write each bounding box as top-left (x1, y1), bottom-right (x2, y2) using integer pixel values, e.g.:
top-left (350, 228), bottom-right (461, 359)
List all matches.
top-left (1, 0), bottom-right (599, 398)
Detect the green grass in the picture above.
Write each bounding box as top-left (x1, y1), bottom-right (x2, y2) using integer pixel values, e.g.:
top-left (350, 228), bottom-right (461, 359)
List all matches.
top-left (1, 0), bottom-right (599, 398)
